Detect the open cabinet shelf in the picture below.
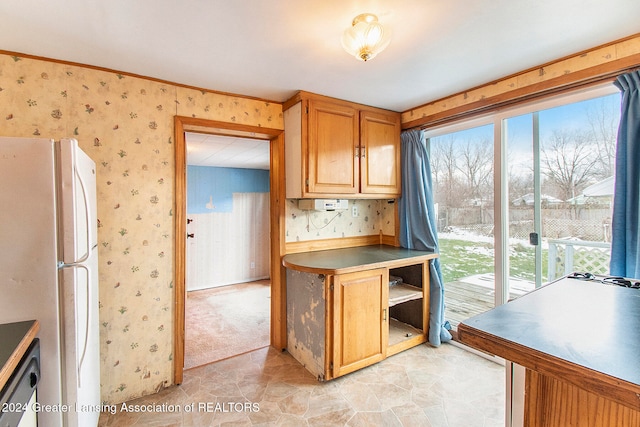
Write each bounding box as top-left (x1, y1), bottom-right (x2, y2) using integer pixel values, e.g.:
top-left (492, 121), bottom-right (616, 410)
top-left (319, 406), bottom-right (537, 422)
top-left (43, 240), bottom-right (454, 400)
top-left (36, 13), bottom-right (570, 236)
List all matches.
top-left (388, 318), bottom-right (423, 348)
top-left (388, 283), bottom-right (423, 307)
top-left (387, 264), bottom-right (427, 355)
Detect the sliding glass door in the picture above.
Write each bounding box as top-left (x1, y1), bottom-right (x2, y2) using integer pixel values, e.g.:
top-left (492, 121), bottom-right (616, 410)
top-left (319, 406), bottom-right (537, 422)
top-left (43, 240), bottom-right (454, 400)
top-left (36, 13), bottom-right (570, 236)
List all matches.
top-left (427, 122), bottom-right (495, 329)
top-left (503, 111), bottom-right (544, 298)
top-left (501, 89), bottom-right (620, 299)
top-left (425, 84), bottom-right (619, 331)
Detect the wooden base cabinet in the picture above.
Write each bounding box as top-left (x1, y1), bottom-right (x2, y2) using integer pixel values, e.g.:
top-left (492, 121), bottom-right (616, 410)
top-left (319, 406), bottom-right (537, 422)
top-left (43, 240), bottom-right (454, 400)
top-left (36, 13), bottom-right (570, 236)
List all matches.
top-left (332, 268), bottom-right (388, 378)
top-left (286, 259), bottom-right (430, 381)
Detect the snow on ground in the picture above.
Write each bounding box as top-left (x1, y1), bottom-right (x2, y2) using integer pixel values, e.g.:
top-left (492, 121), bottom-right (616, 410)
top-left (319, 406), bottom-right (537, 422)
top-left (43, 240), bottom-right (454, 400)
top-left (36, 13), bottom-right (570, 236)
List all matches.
top-left (438, 226), bottom-right (537, 292)
top-left (438, 228), bottom-right (494, 244)
top-left (438, 227), bottom-right (550, 249)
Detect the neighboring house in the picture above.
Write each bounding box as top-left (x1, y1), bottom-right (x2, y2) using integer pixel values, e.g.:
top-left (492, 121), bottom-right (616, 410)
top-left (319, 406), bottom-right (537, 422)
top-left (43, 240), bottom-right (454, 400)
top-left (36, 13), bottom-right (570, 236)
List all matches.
top-left (567, 176), bottom-right (615, 205)
top-left (512, 193), bottom-right (563, 206)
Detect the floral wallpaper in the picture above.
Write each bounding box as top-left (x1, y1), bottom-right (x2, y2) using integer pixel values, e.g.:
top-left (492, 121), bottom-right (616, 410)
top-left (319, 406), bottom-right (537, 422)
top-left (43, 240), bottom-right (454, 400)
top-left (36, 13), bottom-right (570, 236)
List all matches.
top-left (0, 53), bottom-right (282, 405)
top-left (285, 199), bottom-right (395, 242)
top-left (0, 52), bottom-right (396, 406)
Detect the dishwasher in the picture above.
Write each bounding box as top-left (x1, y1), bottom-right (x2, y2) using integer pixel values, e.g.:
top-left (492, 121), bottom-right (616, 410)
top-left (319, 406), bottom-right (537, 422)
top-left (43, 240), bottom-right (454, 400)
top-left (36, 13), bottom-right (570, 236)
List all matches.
top-left (0, 338), bottom-right (40, 427)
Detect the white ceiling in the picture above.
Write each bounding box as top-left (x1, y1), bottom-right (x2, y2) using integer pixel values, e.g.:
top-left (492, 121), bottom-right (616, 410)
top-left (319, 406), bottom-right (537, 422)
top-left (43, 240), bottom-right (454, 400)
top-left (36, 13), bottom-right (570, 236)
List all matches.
top-left (2, 0), bottom-right (638, 168)
top-left (186, 132), bottom-right (270, 169)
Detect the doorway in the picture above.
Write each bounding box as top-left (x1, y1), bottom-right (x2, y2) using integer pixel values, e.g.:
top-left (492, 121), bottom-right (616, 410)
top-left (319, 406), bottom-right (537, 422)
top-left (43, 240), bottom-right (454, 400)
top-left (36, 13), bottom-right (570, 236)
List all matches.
top-left (174, 116), bottom-right (286, 384)
top-left (183, 132), bottom-right (271, 369)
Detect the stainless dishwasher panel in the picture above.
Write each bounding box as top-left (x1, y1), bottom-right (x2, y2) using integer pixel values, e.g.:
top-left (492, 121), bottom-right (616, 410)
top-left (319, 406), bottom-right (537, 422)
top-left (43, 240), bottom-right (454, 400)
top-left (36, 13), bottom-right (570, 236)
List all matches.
top-left (0, 339), bottom-right (40, 427)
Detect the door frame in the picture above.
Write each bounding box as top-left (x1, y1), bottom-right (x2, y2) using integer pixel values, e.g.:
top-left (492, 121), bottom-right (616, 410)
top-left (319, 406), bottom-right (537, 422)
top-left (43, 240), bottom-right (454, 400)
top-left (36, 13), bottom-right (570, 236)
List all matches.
top-left (173, 116), bottom-right (286, 384)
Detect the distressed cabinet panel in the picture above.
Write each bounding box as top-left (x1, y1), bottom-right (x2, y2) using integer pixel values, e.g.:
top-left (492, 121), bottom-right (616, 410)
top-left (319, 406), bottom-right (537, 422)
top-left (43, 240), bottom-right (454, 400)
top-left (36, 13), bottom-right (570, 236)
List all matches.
top-left (285, 269), bottom-right (327, 380)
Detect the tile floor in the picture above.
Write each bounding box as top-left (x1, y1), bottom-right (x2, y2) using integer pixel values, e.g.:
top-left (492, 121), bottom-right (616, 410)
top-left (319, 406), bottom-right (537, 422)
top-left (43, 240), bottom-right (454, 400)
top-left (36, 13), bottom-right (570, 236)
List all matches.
top-left (98, 343), bottom-right (505, 427)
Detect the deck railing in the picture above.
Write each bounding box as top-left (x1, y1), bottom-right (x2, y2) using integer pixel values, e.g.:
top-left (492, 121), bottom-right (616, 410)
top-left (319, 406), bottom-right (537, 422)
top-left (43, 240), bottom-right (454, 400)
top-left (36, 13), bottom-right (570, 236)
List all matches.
top-left (547, 239), bottom-right (611, 281)
top-left (443, 237), bottom-right (612, 330)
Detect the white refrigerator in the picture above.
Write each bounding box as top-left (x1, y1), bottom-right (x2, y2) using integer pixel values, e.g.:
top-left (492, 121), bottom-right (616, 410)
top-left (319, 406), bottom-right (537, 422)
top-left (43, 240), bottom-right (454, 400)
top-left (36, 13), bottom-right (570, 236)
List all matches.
top-left (0, 137), bottom-right (100, 427)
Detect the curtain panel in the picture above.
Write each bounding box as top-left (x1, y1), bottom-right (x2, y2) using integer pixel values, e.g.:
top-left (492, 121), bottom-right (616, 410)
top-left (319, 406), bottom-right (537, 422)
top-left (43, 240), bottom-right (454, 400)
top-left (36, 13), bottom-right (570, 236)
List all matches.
top-left (398, 129), bottom-right (452, 346)
top-left (610, 70), bottom-right (640, 279)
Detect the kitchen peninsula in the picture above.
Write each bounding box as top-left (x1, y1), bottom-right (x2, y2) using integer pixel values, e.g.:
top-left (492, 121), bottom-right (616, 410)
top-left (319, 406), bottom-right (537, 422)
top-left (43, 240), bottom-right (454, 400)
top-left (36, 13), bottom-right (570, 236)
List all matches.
top-left (458, 276), bottom-right (640, 427)
top-left (283, 245), bottom-right (437, 380)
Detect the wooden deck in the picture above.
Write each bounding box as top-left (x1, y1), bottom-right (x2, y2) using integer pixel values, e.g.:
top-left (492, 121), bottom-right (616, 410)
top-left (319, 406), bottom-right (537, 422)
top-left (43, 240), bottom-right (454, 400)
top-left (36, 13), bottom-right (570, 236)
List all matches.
top-left (444, 274), bottom-right (535, 328)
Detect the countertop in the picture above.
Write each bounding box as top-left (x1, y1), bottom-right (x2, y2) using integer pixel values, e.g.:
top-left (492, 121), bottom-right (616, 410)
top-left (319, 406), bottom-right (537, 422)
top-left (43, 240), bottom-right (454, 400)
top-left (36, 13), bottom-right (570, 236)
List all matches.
top-left (458, 276), bottom-right (640, 410)
top-left (282, 244), bottom-right (438, 274)
top-left (0, 320), bottom-right (39, 391)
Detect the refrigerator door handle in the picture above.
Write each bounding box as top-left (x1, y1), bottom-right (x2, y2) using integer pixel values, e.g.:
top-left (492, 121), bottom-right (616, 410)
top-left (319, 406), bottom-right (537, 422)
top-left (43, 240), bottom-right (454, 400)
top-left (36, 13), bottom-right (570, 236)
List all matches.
top-left (73, 165), bottom-right (92, 265)
top-left (58, 262), bottom-right (91, 388)
top-left (57, 166), bottom-right (94, 269)
top-left (58, 163), bottom-right (92, 270)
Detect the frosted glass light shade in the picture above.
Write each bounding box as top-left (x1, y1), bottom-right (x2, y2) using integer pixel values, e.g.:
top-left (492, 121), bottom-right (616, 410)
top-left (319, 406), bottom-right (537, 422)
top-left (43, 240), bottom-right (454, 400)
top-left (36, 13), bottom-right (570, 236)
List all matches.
top-left (341, 13), bottom-right (391, 62)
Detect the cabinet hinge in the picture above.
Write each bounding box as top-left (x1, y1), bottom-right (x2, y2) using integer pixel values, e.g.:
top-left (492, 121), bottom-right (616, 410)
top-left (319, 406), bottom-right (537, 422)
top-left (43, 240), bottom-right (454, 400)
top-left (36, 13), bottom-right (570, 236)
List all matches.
top-left (305, 105), bottom-right (309, 114)
top-left (305, 178), bottom-right (309, 187)
top-left (330, 283), bottom-right (334, 291)
top-left (329, 362), bottom-right (333, 370)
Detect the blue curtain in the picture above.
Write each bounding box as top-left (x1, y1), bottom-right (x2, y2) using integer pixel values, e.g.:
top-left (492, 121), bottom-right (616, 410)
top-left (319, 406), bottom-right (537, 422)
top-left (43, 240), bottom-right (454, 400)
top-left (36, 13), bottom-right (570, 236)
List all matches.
top-left (398, 129), bottom-right (452, 346)
top-left (610, 71), bottom-right (640, 279)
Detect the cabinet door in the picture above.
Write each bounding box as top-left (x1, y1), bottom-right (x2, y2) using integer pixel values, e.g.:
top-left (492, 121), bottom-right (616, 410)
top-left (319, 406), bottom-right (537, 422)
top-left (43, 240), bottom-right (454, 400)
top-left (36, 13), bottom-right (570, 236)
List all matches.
top-left (332, 268), bottom-right (388, 378)
top-left (307, 99), bottom-right (359, 194)
top-left (360, 110), bottom-right (401, 195)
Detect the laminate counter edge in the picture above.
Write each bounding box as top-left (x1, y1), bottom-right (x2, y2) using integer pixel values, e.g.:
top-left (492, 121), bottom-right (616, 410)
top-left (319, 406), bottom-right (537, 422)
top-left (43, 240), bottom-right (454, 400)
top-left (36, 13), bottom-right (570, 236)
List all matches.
top-left (0, 320), bottom-right (39, 391)
top-left (283, 244), bottom-right (437, 274)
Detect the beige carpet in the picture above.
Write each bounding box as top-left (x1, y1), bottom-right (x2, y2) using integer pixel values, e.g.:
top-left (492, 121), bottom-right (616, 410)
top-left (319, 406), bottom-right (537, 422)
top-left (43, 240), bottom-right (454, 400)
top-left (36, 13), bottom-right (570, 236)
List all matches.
top-left (184, 280), bottom-right (270, 369)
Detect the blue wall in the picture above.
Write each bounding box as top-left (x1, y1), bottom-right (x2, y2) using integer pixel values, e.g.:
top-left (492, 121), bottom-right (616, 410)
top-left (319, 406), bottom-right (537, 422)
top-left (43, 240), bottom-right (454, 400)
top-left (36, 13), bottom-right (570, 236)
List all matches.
top-left (187, 166), bottom-right (270, 214)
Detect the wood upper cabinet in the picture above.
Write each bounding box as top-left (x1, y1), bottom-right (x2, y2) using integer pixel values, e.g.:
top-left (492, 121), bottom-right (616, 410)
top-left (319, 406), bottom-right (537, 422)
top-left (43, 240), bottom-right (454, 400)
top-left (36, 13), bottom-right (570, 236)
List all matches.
top-left (359, 109), bottom-right (401, 195)
top-left (332, 268), bottom-right (388, 378)
top-left (307, 98), bottom-right (359, 195)
top-left (284, 91), bottom-right (401, 199)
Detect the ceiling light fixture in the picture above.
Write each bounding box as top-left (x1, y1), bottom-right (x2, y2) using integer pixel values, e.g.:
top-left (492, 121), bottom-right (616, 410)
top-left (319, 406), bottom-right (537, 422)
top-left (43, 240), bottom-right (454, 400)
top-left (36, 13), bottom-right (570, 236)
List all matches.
top-left (341, 13), bottom-right (390, 62)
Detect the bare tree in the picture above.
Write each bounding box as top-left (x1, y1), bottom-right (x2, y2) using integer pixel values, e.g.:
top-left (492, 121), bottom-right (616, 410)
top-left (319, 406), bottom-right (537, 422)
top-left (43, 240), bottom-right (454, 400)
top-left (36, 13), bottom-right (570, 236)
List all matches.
top-left (585, 97), bottom-right (618, 179)
top-left (540, 130), bottom-right (598, 201)
top-left (456, 138), bottom-right (493, 204)
top-left (429, 136), bottom-right (461, 207)
top-left (505, 126), bottom-right (534, 203)
top-left (508, 170), bottom-right (533, 203)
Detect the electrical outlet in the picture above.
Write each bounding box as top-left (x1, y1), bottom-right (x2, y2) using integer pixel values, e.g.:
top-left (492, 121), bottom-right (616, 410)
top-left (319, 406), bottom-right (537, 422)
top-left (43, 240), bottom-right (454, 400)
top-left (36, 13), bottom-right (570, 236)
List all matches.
top-left (351, 206), bottom-right (358, 217)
